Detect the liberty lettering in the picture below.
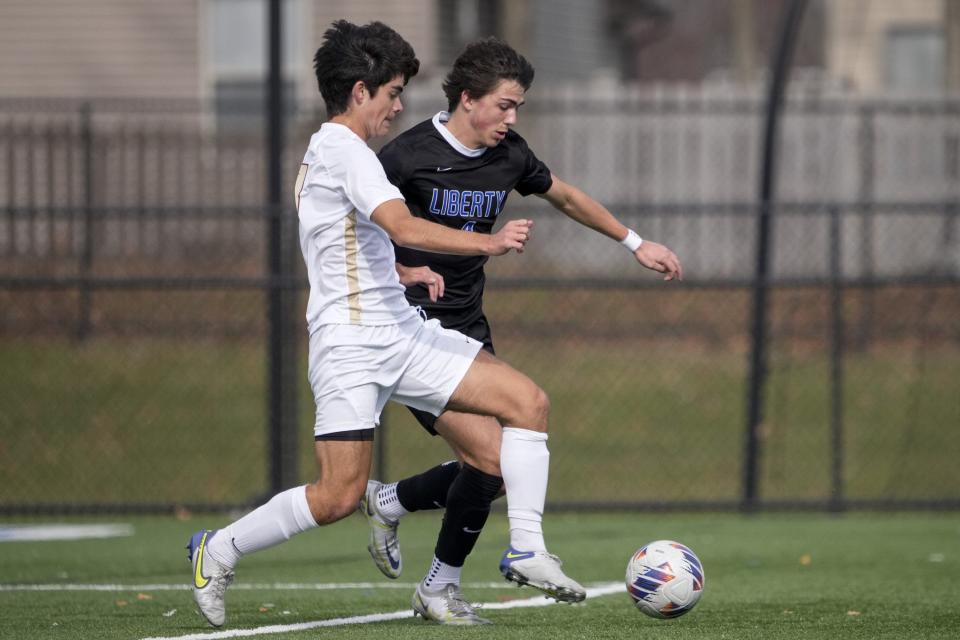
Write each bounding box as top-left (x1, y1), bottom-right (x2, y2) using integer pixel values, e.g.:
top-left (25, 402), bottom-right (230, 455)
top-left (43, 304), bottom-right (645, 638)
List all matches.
top-left (428, 188), bottom-right (506, 218)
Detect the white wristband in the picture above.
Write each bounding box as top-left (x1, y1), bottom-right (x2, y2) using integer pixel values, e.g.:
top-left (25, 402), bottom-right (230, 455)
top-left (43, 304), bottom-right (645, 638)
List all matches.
top-left (620, 229), bottom-right (643, 252)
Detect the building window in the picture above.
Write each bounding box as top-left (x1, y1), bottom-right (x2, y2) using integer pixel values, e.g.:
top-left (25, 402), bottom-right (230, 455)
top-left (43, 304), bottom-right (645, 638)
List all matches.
top-left (884, 27), bottom-right (944, 95)
top-left (207, 0), bottom-right (302, 127)
top-left (438, 0), bottom-right (500, 62)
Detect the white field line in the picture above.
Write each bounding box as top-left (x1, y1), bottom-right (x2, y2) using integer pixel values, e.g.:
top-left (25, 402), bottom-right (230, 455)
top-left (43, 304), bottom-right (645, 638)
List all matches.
top-left (138, 582), bottom-right (625, 640)
top-left (0, 524), bottom-right (134, 542)
top-left (0, 581), bottom-right (518, 592)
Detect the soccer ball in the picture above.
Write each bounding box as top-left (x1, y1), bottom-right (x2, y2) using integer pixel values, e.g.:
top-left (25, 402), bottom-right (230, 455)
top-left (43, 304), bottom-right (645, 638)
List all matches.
top-left (626, 540), bottom-right (705, 619)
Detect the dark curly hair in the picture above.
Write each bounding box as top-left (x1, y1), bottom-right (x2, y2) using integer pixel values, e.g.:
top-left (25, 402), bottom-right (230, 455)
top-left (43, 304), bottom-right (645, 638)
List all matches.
top-left (313, 20), bottom-right (420, 116)
top-left (442, 37), bottom-right (534, 112)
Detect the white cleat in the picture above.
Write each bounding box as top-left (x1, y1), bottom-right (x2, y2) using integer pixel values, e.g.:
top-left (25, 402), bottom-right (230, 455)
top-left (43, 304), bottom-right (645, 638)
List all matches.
top-left (358, 480), bottom-right (402, 579)
top-left (186, 529), bottom-right (235, 627)
top-left (412, 582), bottom-right (492, 625)
top-left (499, 546), bottom-right (586, 603)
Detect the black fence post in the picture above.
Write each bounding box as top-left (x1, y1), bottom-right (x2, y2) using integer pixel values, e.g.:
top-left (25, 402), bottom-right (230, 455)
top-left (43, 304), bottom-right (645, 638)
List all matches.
top-left (856, 105), bottom-right (876, 350)
top-left (266, 0), bottom-right (298, 495)
top-left (941, 126), bottom-right (958, 274)
top-left (4, 119), bottom-right (13, 257)
top-left (78, 102), bottom-right (94, 341)
top-left (743, 0), bottom-right (808, 511)
top-left (829, 206), bottom-right (846, 512)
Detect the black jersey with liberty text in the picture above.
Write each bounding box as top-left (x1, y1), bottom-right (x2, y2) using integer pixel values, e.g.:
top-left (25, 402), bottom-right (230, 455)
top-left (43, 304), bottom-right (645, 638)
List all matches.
top-left (378, 113), bottom-right (552, 328)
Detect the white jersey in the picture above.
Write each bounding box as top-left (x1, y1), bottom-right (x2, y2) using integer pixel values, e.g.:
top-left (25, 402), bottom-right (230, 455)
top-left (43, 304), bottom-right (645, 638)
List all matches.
top-left (296, 123), bottom-right (418, 333)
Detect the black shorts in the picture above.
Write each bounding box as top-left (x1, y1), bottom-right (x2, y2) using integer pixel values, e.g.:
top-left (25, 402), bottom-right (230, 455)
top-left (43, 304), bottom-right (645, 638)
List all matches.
top-left (407, 313), bottom-right (495, 436)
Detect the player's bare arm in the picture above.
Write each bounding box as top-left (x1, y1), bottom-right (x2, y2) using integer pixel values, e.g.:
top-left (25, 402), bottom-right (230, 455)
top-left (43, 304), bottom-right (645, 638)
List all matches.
top-left (372, 198), bottom-right (532, 256)
top-left (396, 263), bottom-right (445, 302)
top-left (538, 174), bottom-right (683, 281)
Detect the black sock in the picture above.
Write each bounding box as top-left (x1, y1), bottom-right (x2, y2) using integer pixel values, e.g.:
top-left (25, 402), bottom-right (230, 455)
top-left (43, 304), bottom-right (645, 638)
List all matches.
top-left (435, 464), bottom-right (503, 567)
top-left (395, 460), bottom-right (460, 512)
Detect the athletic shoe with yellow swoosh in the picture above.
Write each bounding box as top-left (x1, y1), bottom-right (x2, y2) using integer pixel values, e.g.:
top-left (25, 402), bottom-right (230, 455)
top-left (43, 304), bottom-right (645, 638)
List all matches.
top-left (186, 529), bottom-right (235, 627)
top-left (499, 545), bottom-right (586, 603)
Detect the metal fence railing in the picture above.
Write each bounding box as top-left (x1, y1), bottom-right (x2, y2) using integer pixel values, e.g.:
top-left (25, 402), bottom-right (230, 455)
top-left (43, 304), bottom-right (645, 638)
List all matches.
top-left (1, 96), bottom-right (957, 513)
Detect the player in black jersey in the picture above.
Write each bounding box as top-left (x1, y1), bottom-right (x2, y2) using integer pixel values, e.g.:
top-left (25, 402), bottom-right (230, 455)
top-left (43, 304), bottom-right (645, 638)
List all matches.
top-left (359, 38), bottom-right (683, 624)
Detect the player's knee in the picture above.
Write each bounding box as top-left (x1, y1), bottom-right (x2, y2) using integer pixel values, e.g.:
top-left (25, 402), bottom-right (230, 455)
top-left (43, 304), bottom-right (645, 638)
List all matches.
top-left (521, 385), bottom-right (550, 432)
top-left (502, 380), bottom-right (549, 431)
top-left (536, 386), bottom-right (550, 420)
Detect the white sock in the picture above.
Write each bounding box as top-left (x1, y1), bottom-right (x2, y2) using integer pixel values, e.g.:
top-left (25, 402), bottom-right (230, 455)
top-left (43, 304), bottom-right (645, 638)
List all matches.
top-left (376, 482), bottom-right (408, 522)
top-left (206, 485), bottom-right (318, 569)
top-left (500, 426), bottom-right (548, 553)
top-left (422, 556), bottom-right (462, 590)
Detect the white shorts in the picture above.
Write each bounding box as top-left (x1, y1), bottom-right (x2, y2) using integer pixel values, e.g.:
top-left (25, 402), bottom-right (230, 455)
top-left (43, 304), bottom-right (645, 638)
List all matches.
top-left (308, 316), bottom-right (483, 437)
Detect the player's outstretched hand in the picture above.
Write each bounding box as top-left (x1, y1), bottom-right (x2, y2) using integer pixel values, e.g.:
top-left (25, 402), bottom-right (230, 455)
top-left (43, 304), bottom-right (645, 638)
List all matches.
top-left (396, 264), bottom-right (445, 302)
top-left (489, 218), bottom-right (533, 255)
top-left (635, 240), bottom-right (683, 281)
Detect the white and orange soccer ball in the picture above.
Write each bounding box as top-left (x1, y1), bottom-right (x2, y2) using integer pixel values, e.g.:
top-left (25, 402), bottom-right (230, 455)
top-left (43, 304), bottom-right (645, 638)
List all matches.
top-left (626, 540), bottom-right (705, 619)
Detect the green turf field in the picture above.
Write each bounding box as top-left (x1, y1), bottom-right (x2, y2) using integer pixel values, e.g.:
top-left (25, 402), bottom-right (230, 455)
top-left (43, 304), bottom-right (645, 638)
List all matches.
top-left (1, 512), bottom-right (957, 639)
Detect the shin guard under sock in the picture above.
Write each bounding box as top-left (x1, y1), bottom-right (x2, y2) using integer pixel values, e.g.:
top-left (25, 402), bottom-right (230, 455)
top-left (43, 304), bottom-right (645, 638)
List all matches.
top-left (395, 460), bottom-right (460, 512)
top-left (434, 463), bottom-right (503, 567)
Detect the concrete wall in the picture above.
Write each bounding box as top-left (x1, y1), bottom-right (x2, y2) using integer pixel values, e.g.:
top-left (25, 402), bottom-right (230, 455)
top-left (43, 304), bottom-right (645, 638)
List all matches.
top-left (0, 0), bottom-right (202, 99)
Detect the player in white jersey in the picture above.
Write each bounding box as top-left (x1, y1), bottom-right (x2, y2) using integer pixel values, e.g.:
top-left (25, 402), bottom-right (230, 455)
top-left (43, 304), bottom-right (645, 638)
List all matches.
top-left (185, 20), bottom-right (561, 628)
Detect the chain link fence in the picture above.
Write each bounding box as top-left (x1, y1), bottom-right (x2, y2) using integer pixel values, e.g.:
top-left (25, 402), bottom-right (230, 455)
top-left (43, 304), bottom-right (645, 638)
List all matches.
top-left (0, 85), bottom-right (957, 513)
